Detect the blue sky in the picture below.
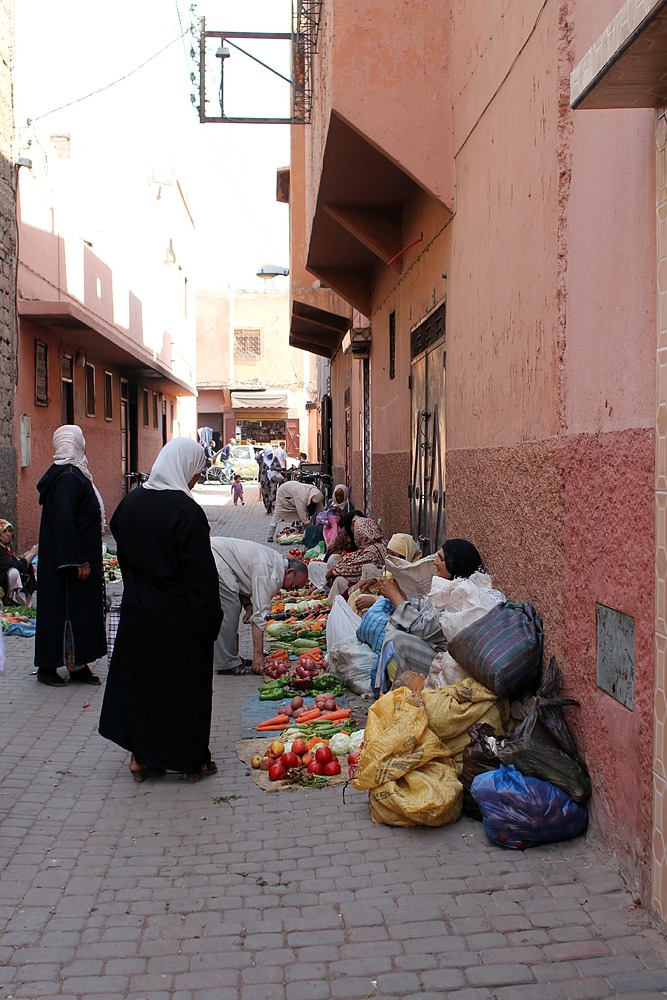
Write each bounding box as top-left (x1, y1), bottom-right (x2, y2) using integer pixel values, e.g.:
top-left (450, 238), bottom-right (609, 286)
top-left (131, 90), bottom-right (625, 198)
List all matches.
top-left (13, 0), bottom-right (292, 289)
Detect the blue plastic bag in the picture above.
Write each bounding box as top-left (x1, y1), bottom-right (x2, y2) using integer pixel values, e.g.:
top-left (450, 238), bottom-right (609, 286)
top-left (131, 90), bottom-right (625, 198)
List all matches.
top-left (471, 764), bottom-right (588, 850)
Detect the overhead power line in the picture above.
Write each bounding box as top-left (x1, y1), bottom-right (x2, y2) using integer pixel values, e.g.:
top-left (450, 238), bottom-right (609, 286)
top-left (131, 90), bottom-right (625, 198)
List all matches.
top-left (30, 29), bottom-right (188, 123)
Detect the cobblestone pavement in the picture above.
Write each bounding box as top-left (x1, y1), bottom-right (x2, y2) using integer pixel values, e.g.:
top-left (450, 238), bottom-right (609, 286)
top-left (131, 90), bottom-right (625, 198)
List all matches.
top-left (2, 485), bottom-right (667, 999)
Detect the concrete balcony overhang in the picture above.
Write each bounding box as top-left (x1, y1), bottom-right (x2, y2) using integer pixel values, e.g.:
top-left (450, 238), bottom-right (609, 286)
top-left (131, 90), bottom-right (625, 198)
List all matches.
top-left (571, 0), bottom-right (667, 109)
top-left (18, 299), bottom-right (196, 396)
top-left (289, 299), bottom-right (351, 359)
top-left (305, 113), bottom-right (418, 315)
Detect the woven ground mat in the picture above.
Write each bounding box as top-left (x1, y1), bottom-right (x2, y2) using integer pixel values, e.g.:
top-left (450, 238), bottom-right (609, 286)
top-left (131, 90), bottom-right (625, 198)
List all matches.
top-left (235, 738), bottom-right (351, 793)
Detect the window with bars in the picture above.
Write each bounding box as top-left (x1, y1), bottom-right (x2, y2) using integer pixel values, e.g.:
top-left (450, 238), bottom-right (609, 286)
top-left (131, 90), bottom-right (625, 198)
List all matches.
top-left (85, 362), bottom-right (96, 417)
top-left (234, 329), bottom-right (261, 365)
top-left (35, 341), bottom-right (48, 406)
top-left (410, 302), bottom-right (446, 360)
top-left (104, 371), bottom-right (113, 420)
top-left (389, 311), bottom-right (396, 380)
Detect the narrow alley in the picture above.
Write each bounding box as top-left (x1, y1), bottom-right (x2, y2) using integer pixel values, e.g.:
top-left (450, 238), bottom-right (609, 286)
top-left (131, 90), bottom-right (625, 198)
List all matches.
top-left (1, 491), bottom-right (667, 1000)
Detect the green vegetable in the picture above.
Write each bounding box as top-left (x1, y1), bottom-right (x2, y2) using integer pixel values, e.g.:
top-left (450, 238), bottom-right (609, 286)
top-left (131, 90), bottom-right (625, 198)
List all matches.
top-left (259, 684), bottom-right (289, 701)
top-left (292, 638), bottom-right (320, 649)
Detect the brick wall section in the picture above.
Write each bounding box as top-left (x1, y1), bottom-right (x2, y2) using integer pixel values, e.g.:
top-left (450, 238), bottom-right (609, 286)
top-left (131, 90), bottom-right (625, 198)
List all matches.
top-left (0, 1), bottom-right (16, 527)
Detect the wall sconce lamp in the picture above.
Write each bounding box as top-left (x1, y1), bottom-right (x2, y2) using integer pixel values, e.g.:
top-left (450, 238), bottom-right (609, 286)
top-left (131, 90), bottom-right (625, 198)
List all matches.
top-left (75, 351), bottom-right (86, 368)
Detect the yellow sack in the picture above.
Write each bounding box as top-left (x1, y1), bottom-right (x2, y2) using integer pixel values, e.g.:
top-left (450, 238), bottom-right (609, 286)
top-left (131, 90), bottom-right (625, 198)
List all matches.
top-left (422, 678), bottom-right (510, 768)
top-left (369, 759), bottom-right (462, 828)
top-left (353, 687), bottom-right (462, 827)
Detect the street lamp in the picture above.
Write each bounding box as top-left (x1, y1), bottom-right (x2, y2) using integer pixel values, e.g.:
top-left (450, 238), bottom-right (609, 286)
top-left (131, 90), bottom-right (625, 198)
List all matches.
top-left (256, 264), bottom-right (289, 279)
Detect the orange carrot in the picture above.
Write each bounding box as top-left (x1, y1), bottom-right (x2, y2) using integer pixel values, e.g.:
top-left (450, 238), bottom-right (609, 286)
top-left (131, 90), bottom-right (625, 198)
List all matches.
top-left (318, 709), bottom-right (352, 721)
top-left (256, 714), bottom-right (290, 731)
top-left (306, 736), bottom-right (329, 750)
top-left (294, 708), bottom-right (321, 723)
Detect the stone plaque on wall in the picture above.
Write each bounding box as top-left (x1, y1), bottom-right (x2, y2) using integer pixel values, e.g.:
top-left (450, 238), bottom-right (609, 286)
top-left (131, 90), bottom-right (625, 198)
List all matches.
top-left (596, 604), bottom-right (635, 709)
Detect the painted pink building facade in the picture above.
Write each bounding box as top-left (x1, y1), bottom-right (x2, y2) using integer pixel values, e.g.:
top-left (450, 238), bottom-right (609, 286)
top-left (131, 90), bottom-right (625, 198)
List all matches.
top-left (12, 132), bottom-right (198, 547)
top-left (288, 0), bottom-right (665, 908)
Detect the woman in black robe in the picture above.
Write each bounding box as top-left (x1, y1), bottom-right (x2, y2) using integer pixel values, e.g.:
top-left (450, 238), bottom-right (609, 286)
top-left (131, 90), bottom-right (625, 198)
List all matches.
top-left (99, 437), bottom-right (223, 783)
top-left (34, 425), bottom-right (107, 686)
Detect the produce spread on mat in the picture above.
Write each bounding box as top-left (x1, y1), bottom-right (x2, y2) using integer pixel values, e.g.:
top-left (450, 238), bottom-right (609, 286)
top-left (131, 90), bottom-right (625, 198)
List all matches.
top-left (248, 584), bottom-right (364, 789)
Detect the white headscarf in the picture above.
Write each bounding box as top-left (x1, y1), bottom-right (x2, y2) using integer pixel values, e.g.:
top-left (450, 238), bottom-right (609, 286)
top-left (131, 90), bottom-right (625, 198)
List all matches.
top-left (143, 438), bottom-right (206, 496)
top-left (263, 447), bottom-right (275, 468)
top-left (53, 424), bottom-right (106, 529)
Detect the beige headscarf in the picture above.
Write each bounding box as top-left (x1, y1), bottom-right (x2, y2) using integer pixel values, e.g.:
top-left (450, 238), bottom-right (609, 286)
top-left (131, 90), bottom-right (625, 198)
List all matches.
top-left (387, 532), bottom-right (422, 563)
top-left (53, 424), bottom-right (106, 529)
top-left (143, 438), bottom-right (206, 496)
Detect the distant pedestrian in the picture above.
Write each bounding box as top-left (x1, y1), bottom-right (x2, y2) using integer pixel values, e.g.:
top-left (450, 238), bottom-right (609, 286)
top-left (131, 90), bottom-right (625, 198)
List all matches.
top-left (258, 447), bottom-right (283, 515)
top-left (99, 438), bottom-right (222, 783)
top-left (34, 425), bottom-right (107, 687)
top-left (231, 475), bottom-right (245, 506)
top-left (274, 440), bottom-right (288, 469)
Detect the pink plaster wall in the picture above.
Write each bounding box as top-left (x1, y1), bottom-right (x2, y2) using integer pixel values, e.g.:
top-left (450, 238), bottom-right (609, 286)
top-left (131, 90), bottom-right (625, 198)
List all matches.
top-left (297, 0), bottom-right (660, 897)
top-left (560, 428), bottom-right (655, 887)
top-left (14, 320), bottom-right (168, 548)
top-left (448, 1), bottom-right (562, 449)
top-left (306, 0), bottom-right (455, 237)
top-left (447, 425), bottom-right (655, 890)
top-left (566, 106), bottom-right (655, 434)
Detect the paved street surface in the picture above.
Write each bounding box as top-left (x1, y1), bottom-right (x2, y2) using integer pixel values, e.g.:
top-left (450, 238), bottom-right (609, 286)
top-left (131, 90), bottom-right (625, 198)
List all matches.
top-left (2, 484), bottom-right (667, 999)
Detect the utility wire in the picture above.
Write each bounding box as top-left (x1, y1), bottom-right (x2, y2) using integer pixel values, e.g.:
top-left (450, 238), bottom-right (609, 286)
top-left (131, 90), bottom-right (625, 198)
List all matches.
top-left (30, 29), bottom-right (189, 122)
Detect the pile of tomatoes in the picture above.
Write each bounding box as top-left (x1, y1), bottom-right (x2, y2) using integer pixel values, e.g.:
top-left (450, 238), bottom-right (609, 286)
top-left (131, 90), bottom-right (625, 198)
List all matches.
top-left (252, 738), bottom-right (342, 781)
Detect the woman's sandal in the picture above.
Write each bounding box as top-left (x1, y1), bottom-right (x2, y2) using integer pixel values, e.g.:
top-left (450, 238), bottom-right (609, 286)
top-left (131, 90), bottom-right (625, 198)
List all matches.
top-left (186, 760), bottom-right (218, 783)
top-left (129, 754), bottom-right (164, 783)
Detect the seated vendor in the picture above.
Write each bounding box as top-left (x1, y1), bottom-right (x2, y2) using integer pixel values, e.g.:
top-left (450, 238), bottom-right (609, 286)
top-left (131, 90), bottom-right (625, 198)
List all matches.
top-left (326, 484), bottom-right (353, 516)
top-left (349, 532), bottom-right (424, 616)
top-left (377, 538), bottom-right (484, 686)
top-left (0, 519), bottom-right (37, 607)
top-left (325, 515), bottom-right (387, 601)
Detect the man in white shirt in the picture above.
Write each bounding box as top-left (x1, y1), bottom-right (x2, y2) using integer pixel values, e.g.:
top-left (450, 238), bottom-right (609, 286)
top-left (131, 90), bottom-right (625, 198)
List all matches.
top-left (274, 440), bottom-right (288, 469)
top-left (210, 537), bottom-right (308, 674)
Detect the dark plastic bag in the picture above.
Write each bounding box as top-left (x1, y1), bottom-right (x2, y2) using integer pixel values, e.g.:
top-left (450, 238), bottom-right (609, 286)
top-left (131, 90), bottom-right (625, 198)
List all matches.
top-left (461, 722), bottom-right (501, 820)
top-left (471, 764), bottom-right (588, 850)
top-left (496, 657), bottom-right (591, 803)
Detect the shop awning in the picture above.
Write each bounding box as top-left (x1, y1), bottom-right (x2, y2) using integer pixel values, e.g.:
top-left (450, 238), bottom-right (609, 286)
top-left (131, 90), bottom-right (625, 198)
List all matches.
top-left (289, 299), bottom-right (351, 359)
top-left (231, 391), bottom-right (289, 409)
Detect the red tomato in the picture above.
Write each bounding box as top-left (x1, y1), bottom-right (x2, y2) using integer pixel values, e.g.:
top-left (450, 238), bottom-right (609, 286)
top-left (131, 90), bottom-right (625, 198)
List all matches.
top-left (307, 760), bottom-right (324, 775)
top-left (280, 752), bottom-right (300, 770)
top-left (268, 763), bottom-right (287, 782)
top-left (315, 746), bottom-right (334, 765)
top-left (323, 760), bottom-right (341, 776)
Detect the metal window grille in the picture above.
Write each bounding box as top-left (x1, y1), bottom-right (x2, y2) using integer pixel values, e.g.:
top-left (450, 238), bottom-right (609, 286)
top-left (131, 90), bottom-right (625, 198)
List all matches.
top-left (410, 302), bottom-right (446, 360)
top-left (104, 372), bottom-right (113, 420)
top-left (389, 311), bottom-right (396, 380)
top-left (35, 340), bottom-right (48, 406)
top-left (234, 329), bottom-right (261, 364)
top-left (85, 362), bottom-right (96, 417)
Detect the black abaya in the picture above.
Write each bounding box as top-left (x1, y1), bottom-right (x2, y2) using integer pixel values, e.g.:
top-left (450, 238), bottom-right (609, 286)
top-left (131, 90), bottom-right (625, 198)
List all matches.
top-left (34, 465), bottom-right (106, 669)
top-left (99, 486), bottom-right (223, 774)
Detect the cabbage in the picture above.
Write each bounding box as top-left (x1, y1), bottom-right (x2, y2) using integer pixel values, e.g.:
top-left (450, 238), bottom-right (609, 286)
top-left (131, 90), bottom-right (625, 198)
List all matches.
top-left (348, 729), bottom-right (365, 751)
top-left (329, 733), bottom-right (351, 754)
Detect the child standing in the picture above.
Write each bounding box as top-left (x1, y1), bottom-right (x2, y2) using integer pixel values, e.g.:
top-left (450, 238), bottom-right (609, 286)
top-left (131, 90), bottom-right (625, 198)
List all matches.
top-left (231, 475), bottom-right (245, 506)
